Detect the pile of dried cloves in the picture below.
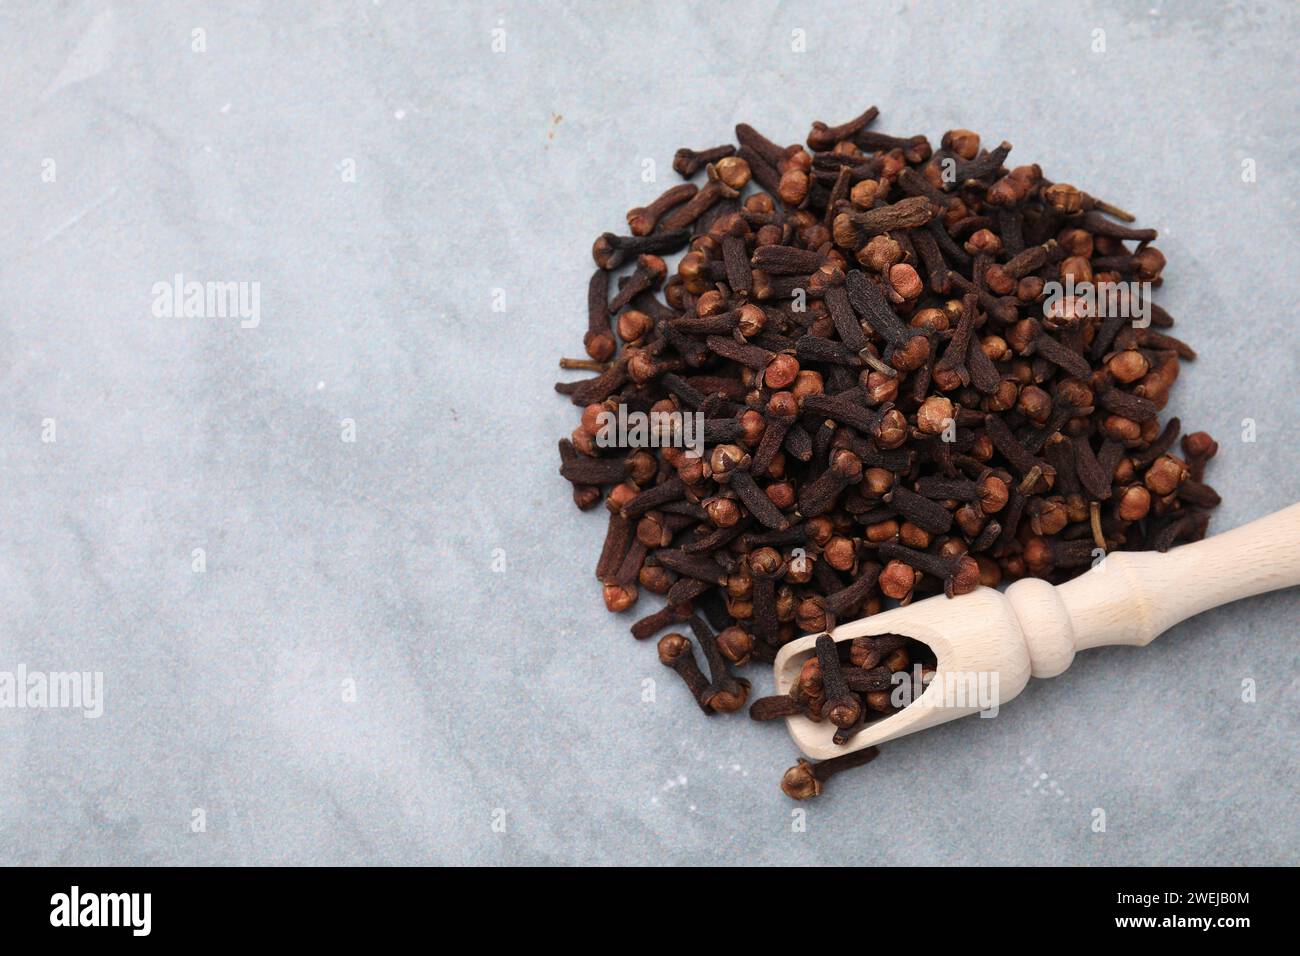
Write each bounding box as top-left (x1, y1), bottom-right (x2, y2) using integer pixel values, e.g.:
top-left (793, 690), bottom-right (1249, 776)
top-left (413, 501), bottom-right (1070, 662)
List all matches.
top-left (556, 107), bottom-right (1222, 799)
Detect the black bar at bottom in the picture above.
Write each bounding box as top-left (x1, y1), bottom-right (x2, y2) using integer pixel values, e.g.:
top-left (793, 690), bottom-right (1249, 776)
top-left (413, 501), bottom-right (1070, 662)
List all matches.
top-left (0, 866), bottom-right (1281, 940)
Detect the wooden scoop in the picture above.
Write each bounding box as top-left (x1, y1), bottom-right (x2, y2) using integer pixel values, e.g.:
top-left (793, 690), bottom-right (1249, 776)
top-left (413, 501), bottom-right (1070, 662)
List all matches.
top-left (774, 502), bottom-right (1300, 760)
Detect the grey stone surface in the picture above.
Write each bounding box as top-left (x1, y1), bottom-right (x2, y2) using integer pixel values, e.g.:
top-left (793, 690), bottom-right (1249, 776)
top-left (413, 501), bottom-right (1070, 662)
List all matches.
top-left (0, 1), bottom-right (1296, 866)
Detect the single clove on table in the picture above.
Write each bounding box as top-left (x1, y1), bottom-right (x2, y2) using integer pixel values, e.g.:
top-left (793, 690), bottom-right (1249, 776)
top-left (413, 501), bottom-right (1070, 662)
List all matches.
top-left (555, 107), bottom-right (1221, 799)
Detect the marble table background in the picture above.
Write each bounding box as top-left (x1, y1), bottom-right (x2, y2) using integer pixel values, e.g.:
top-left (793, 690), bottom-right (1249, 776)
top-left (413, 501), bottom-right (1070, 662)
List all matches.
top-left (0, 0), bottom-right (1296, 866)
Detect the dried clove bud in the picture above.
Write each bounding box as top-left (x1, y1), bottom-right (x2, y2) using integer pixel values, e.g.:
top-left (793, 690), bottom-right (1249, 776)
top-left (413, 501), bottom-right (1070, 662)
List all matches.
top-left (781, 747), bottom-right (881, 800)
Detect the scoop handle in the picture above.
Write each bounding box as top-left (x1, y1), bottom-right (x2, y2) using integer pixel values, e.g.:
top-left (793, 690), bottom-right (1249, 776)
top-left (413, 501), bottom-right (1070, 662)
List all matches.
top-left (1006, 502), bottom-right (1300, 678)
